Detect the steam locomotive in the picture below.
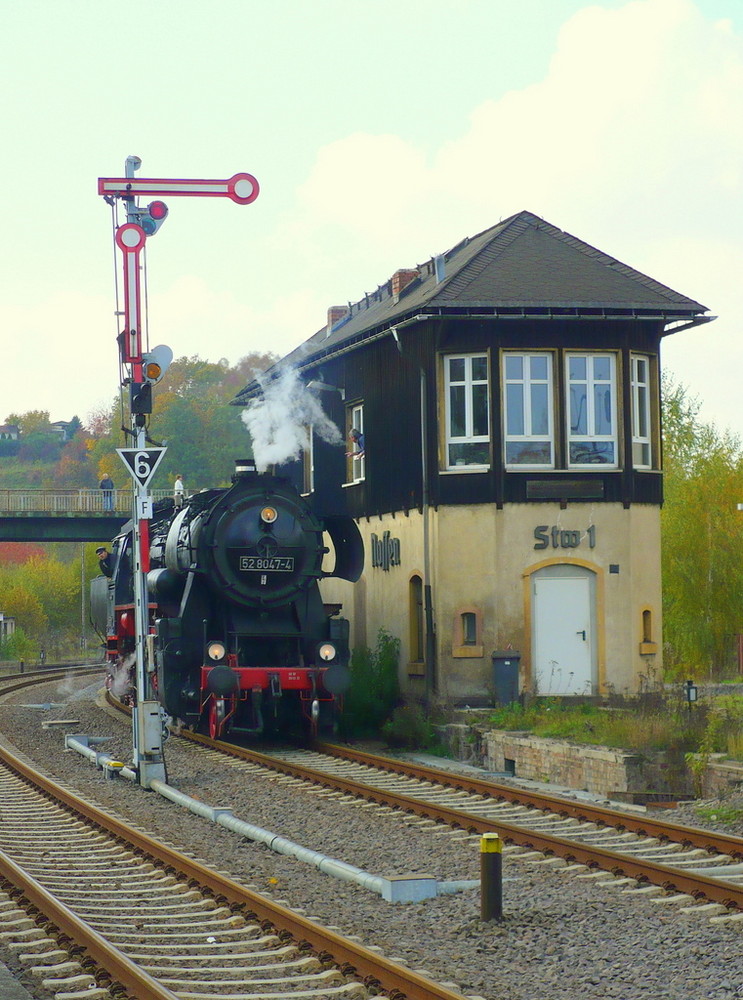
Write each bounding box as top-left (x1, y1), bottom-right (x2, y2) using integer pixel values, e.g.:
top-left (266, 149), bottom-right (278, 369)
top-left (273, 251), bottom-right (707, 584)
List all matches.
top-left (90, 460), bottom-right (363, 739)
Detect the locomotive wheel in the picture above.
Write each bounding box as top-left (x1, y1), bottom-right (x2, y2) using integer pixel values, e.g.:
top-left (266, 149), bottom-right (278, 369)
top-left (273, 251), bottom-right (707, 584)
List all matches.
top-left (209, 698), bottom-right (226, 739)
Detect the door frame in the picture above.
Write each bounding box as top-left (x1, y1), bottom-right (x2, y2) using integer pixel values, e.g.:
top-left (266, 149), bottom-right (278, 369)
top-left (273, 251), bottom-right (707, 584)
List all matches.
top-left (522, 557), bottom-right (606, 697)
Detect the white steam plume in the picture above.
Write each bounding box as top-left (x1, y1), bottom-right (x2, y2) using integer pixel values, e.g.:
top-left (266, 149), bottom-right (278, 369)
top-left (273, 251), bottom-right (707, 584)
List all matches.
top-left (241, 367), bottom-right (342, 472)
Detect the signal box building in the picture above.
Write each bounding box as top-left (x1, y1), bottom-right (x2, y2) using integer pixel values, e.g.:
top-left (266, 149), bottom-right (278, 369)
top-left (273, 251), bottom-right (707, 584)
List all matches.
top-left (234, 212), bottom-right (711, 703)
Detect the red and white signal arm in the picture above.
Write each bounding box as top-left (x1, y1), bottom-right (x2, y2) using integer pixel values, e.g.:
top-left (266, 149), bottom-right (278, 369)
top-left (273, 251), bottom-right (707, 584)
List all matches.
top-left (98, 172), bottom-right (259, 205)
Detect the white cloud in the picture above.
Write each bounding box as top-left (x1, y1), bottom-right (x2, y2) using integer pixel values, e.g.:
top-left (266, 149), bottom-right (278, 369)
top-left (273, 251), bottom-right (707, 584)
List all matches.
top-left (274, 0), bottom-right (743, 431)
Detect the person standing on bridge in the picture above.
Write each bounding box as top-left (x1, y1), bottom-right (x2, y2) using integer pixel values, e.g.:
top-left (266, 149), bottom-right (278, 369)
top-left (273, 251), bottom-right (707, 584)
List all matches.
top-left (99, 472), bottom-right (114, 512)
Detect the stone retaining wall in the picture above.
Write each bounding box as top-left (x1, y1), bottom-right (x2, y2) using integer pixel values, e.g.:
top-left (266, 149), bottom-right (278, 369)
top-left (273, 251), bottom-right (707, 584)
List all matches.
top-left (437, 723), bottom-right (693, 797)
top-left (697, 755), bottom-right (743, 798)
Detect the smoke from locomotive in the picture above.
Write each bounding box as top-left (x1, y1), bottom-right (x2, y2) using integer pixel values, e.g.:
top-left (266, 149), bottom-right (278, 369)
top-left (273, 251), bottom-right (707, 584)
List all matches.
top-left (90, 460), bottom-right (363, 738)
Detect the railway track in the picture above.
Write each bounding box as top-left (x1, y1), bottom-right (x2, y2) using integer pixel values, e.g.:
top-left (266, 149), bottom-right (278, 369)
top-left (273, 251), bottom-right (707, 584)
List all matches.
top-left (0, 737), bottom-right (477, 1000)
top-left (169, 732), bottom-right (743, 916)
top-left (0, 663), bottom-right (103, 700)
top-left (94, 685), bottom-right (743, 915)
top-left (4, 670), bottom-right (743, 998)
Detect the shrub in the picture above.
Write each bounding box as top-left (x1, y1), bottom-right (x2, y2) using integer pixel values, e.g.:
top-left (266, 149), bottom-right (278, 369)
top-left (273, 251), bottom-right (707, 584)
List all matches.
top-left (339, 629), bottom-right (400, 738)
top-left (0, 627), bottom-right (34, 661)
top-left (381, 702), bottom-right (438, 749)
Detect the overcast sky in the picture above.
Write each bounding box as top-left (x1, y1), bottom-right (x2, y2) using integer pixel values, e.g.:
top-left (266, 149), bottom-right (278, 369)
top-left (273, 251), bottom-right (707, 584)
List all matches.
top-left (2, 0), bottom-right (741, 438)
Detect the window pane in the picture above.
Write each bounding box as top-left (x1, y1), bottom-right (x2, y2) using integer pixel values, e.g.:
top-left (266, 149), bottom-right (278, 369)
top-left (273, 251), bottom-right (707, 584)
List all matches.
top-left (472, 384), bottom-right (489, 436)
top-left (471, 356), bottom-right (488, 381)
top-left (636, 358), bottom-right (647, 382)
top-left (594, 386), bottom-right (613, 433)
top-left (531, 355), bottom-right (548, 380)
top-left (633, 441), bottom-right (651, 466)
top-left (506, 384), bottom-right (524, 435)
top-left (506, 441), bottom-right (552, 465)
top-left (593, 356), bottom-right (611, 381)
top-left (449, 441), bottom-right (489, 465)
top-left (570, 441), bottom-right (615, 464)
top-left (449, 385), bottom-right (465, 437)
top-left (570, 384), bottom-right (587, 434)
top-left (505, 355), bottom-right (522, 379)
top-left (449, 358), bottom-right (465, 382)
top-left (569, 356), bottom-right (586, 380)
top-left (462, 612), bottom-right (477, 644)
top-left (637, 385), bottom-right (648, 437)
top-left (531, 384), bottom-right (549, 435)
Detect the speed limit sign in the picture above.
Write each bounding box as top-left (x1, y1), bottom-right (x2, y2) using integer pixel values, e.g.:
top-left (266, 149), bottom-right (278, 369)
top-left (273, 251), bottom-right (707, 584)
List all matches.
top-left (116, 447), bottom-right (167, 489)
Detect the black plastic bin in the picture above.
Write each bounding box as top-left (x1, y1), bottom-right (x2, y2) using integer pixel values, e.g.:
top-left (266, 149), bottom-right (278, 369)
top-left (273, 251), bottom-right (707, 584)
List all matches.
top-left (492, 650), bottom-right (520, 706)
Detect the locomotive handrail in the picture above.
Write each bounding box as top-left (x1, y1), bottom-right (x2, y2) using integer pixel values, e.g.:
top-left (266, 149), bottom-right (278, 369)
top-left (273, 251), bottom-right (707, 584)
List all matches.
top-left (0, 488), bottom-right (175, 514)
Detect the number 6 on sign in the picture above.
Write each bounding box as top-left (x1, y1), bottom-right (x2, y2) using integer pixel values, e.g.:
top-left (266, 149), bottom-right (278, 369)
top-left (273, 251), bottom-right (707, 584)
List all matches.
top-left (117, 447), bottom-right (167, 489)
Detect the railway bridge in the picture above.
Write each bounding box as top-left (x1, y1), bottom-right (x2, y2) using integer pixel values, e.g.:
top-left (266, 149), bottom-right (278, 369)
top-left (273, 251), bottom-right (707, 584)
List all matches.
top-left (0, 489), bottom-right (173, 542)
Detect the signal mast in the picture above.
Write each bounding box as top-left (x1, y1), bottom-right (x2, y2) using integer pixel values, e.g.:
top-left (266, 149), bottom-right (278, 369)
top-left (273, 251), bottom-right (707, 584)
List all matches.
top-left (99, 156), bottom-right (259, 786)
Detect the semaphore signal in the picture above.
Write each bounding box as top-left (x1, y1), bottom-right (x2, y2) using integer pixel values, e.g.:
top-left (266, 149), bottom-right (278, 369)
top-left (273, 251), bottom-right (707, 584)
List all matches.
top-left (99, 154), bottom-right (259, 787)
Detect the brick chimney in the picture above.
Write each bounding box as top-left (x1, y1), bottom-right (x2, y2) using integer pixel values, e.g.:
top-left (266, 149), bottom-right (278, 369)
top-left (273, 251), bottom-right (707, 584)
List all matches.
top-left (391, 269), bottom-right (419, 298)
top-left (326, 305), bottom-right (349, 337)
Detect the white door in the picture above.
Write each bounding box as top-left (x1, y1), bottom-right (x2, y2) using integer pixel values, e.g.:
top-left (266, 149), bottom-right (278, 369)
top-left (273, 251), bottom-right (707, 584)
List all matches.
top-left (533, 576), bottom-right (593, 695)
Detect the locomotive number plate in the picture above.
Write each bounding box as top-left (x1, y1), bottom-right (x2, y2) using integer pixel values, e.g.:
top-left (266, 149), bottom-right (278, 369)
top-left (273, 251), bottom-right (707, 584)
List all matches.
top-left (240, 556), bottom-right (295, 572)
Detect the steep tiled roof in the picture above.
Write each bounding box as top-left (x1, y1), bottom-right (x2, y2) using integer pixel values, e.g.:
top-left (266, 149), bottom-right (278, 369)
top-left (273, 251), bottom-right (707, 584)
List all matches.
top-left (234, 211), bottom-right (708, 402)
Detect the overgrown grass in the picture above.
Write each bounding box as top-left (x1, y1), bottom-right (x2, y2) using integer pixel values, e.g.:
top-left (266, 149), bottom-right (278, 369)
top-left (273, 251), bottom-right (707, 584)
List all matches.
top-left (485, 695), bottom-right (743, 760)
top-left (694, 805), bottom-right (743, 825)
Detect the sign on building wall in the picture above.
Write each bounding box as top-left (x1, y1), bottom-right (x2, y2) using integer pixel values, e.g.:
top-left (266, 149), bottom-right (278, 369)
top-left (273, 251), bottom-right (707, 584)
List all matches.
top-left (534, 525), bottom-right (596, 550)
top-left (371, 531), bottom-right (401, 571)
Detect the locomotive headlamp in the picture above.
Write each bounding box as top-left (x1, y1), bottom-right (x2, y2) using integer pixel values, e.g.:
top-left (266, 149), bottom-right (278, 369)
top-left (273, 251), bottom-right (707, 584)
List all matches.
top-left (317, 642), bottom-right (337, 662)
top-left (207, 641), bottom-right (227, 662)
top-left (260, 506), bottom-right (278, 524)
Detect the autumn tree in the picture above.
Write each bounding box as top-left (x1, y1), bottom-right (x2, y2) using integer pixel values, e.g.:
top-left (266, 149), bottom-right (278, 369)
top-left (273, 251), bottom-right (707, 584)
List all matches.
top-left (0, 584), bottom-right (48, 637)
top-left (661, 376), bottom-right (743, 677)
top-left (4, 410), bottom-right (52, 435)
top-left (0, 543), bottom-right (47, 564)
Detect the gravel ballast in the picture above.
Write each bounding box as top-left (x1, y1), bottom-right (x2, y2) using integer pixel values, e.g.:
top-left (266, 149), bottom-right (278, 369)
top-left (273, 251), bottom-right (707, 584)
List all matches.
top-left (2, 675), bottom-right (743, 1000)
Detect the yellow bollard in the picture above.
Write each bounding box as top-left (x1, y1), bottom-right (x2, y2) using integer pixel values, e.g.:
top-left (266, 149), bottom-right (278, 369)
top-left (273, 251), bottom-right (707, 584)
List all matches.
top-left (480, 832), bottom-right (503, 921)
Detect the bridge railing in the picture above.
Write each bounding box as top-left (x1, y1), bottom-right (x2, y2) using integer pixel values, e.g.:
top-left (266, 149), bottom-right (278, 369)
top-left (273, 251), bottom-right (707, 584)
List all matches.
top-left (0, 489), bottom-right (175, 514)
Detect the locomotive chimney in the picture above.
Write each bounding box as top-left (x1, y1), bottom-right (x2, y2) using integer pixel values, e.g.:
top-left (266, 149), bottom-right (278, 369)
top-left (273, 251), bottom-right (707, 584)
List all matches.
top-left (233, 458), bottom-right (258, 481)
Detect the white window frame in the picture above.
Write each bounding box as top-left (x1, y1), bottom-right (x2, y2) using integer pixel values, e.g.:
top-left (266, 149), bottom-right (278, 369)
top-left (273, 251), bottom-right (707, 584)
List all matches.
top-left (502, 352), bottom-right (555, 469)
top-left (347, 403), bottom-right (365, 484)
top-left (566, 352), bottom-right (618, 468)
top-left (631, 354), bottom-right (652, 470)
top-left (444, 353), bottom-right (490, 470)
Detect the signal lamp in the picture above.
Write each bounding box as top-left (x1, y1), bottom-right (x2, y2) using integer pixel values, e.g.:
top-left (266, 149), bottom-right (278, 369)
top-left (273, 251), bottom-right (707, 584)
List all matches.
top-left (260, 506), bottom-right (278, 524)
top-left (139, 200), bottom-right (169, 236)
top-left (130, 381), bottom-right (152, 415)
top-left (317, 642), bottom-right (337, 662)
top-left (141, 345), bottom-right (173, 384)
top-left (149, 200), bottom-right (168, 220)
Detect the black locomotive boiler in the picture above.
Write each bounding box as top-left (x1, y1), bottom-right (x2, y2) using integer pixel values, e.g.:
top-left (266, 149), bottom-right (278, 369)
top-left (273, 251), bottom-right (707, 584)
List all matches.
top-left (91, 460), bottom-right (363, 739)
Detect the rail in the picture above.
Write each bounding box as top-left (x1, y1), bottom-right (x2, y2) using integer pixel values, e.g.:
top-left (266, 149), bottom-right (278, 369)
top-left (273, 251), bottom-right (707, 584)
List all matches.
top-left (0, 488), bottom-right (175, 514)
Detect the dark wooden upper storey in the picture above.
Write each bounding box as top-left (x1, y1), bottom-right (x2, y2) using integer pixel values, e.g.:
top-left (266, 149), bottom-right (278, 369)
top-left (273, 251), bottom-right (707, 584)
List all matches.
top-left (233, 211), bottom-right (711, 518)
